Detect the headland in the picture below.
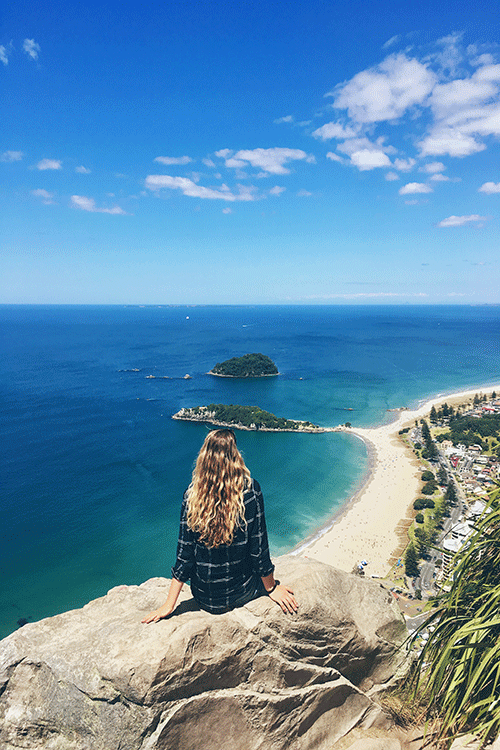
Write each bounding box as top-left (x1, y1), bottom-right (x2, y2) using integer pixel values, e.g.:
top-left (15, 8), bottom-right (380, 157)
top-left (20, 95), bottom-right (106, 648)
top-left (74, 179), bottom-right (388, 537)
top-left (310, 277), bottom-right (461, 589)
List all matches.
top-left (172, 404), bottom-right (330, 433)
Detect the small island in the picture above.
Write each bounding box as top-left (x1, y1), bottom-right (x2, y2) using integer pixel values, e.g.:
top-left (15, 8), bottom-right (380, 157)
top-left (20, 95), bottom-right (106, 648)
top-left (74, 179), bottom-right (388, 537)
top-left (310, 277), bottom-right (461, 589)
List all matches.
top-left (173, 404), bottom-right (328, 432)
top-left (209, 353), bottom-right (278, 378)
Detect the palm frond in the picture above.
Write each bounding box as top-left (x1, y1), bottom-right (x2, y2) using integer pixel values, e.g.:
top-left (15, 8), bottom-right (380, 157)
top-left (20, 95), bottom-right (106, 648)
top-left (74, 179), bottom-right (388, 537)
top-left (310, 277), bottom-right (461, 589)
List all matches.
top-left (408, 495), bottom-right (500, 746)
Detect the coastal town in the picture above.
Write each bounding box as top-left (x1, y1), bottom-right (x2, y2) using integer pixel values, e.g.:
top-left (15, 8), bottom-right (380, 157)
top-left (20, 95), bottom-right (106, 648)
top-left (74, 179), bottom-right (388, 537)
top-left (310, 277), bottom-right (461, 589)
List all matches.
top-left (297, 387), bottom-right (500, 623)
top-left (403, 392), bottom-right (499, 596)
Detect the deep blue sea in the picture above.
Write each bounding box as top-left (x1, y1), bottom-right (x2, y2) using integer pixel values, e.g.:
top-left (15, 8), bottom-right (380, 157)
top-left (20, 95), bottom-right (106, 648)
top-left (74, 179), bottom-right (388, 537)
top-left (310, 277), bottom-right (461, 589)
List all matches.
top-left (1, 304), bottom-right (499, 639)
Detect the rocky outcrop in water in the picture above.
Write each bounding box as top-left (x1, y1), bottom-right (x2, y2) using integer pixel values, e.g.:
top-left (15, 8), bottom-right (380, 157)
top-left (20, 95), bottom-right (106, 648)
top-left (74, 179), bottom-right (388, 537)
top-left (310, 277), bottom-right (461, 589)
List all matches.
top-left (0, 557), bottom-right (406, 750)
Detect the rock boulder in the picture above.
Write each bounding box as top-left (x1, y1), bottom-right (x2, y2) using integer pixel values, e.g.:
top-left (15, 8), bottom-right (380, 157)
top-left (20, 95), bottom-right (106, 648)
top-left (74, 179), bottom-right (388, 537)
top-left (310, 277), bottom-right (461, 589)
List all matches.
top-left (0, 556), bottom-right (407, 750)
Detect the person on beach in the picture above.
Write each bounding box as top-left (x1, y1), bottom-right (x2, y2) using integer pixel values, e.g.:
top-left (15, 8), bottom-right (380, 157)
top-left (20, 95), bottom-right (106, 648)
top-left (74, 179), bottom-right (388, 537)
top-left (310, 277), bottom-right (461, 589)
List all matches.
top-left (142, 429), bottom-right (298, 622)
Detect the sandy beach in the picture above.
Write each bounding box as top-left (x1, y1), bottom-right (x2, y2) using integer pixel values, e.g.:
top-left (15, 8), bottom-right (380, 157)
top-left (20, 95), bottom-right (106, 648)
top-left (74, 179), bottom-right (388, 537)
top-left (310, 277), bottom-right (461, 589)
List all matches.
top-left (295, 384), bottom-right (500, 578)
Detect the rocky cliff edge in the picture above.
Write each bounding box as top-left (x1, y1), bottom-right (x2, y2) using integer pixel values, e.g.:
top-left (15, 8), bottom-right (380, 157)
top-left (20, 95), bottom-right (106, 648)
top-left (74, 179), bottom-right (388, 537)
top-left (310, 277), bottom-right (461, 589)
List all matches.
top-left (0, 556), bottom-right (407, 750)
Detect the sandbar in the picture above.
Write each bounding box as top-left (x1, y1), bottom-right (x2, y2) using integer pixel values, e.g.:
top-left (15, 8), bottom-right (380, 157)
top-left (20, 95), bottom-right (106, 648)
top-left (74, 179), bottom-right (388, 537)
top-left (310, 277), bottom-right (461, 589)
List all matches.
top-left (295, 384), bottom-right (500, 577)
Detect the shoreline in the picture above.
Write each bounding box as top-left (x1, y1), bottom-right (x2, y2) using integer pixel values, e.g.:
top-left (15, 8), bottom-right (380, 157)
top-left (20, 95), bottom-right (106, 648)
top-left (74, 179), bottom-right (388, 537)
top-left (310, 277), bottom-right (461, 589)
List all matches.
top-left (293, 383), bottom-right (500, 578)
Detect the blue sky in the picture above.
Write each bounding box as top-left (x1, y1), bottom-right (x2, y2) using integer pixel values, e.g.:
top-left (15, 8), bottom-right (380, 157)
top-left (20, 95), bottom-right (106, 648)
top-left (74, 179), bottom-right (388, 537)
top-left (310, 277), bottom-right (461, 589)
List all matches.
top-left (2, 0), bottom-right (500, 304)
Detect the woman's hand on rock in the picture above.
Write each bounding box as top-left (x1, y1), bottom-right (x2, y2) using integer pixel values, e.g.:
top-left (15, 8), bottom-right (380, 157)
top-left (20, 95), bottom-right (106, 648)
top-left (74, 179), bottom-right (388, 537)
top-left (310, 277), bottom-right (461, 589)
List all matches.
top-left (141, 604), bottom-right (175, 623)
top-left (269, 584), bottom-right (298, 614)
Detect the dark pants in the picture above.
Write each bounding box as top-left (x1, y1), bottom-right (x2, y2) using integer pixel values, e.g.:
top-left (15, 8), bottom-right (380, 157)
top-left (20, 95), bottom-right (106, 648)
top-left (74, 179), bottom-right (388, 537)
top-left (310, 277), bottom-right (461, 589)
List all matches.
top-left (197, 576), bottom-right (267, 614)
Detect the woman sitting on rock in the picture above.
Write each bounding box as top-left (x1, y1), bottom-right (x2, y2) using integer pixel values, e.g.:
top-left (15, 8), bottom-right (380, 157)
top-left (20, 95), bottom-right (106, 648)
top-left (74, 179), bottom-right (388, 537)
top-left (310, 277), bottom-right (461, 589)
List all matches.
top-left (142, 429), bottom-right (298, 622)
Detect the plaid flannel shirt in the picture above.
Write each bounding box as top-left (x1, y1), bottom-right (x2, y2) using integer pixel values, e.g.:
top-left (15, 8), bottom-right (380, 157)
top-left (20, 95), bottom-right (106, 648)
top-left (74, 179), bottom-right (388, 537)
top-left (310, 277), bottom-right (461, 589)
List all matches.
top-left (172, 478), bottom-right (275, 613)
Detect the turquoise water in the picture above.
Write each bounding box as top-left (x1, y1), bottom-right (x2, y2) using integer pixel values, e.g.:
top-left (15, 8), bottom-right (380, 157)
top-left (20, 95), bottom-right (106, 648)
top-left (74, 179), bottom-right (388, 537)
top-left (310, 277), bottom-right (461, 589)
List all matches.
top-left (1, 304), bottom-right (499, 638)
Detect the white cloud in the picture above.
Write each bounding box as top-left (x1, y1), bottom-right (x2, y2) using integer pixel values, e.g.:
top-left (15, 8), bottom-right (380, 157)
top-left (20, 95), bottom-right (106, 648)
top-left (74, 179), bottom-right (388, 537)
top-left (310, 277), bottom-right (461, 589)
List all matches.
top-left (215, 149), bottom-right (232, 158)
top-left (418, 63), bottom-right (500, 157)
top-left (382, 35), bottom-right (401, 50)
top-left (1, 150), bottom-right (23, 162)
top-left (437, 214), bottom-right (487, 227)
top-left (297, 189), bottom-right (312, 196)
top-left (399, 182), bottom-right (433, 194)
top-left (71, 195), bottom-right (127, 214)
top-left (37, 158), bottom-right (62, 170)
top-left (479, 182), bottom-right (500, 194)
top-left (221, 147), bottom-right (312, 175)
top-left (471, 53), bottom-right (494, 67)
top-left (433, 33), bottom-right (464, 77)
top-left (23, 38), bottom-right (40, 60)
top-left (145, 174), bottom-right (257, 201)
top-left (222, 207), bottom-right (232, 214)
top-left (269, 186), bottom-right (286, 195)
top-left (224, 157), bottom-right (246, 169)
top-left (312, 122), bottom-right (357, 140)
top-left (419, 127), bottom-right (486, 157)
top-left (75, 165), bottom-right (91, 174)
top-left (274, 115), bottom-right (293, 124)
top-left (421, 161), bottom-right (445, 173)
top-left (0, 46), bottom-right (9, 65)
top-left (154, 155), bottom-right (193, 166)
top-left (312, 41), bottom-right (500, 182)
top-left (330, 53), bottom-right (436, 123)
top-left (326, 152), bottom-right (344, 163)
top-left (31, 188), bottom-right (55, 204)
top-left (430, 173), bottom-right (450, 182)
top-left (385, 171), bottom-right (399, 181)
top-left (350, 149), bottom-right (392, 170)
top-left (336, 136), bottom-right (396, 156)
top-left (394, 158), bottom-right (416, 172)
top-left (428, 72), bottom-right (499, 121)
top-left (202, 158), bottom-right (216, 168)
top-left (332, 136), bottom-right (396, 171)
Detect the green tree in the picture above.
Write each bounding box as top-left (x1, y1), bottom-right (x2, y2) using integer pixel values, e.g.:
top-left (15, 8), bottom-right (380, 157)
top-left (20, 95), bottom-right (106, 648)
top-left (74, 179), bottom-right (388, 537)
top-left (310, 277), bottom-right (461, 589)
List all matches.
top-left (405, 543), bottom-right (420, 577)
top-left (438, 466), bottom-right (448, 485)
top-left (430, 405), bottom-right (438, 423)
top-left (421, 482), bottom-right (437, 495)
top-left (414, 526), bottom-right (429, 556)
top-left (445, 482), bottom-right (457, 507)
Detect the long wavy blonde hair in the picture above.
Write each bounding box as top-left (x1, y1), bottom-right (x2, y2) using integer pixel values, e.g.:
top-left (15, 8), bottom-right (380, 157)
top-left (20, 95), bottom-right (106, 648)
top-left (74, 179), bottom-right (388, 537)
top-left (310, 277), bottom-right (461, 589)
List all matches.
top-left (186, 429), bottom-right (250, 548)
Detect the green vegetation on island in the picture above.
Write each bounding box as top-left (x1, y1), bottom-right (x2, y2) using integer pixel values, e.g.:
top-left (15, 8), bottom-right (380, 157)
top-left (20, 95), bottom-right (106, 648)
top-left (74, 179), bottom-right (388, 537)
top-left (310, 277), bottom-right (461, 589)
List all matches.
top-left (172, 403), bottom-right (322, 432)
top-left (209, 353), bottom-right (278, 378)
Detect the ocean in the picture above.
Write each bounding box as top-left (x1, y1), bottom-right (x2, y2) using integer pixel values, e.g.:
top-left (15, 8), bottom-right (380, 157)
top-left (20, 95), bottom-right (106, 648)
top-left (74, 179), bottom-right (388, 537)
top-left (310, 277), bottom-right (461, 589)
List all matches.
top-left (1, 304), bottom-right (499, 639)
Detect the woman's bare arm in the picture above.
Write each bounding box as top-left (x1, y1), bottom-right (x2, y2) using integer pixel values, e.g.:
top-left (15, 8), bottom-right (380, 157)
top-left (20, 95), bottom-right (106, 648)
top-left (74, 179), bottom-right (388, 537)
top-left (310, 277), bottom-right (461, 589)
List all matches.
top-left (261, 573), bottom-right (298, 614)
top-left (141, 578), bottom-right (184, 623)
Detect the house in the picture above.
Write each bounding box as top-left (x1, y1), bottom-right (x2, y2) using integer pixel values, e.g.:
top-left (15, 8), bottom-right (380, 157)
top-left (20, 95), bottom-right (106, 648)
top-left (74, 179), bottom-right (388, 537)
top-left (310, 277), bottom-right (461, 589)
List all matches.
top-left (468, 500), bottom-right (487, 519)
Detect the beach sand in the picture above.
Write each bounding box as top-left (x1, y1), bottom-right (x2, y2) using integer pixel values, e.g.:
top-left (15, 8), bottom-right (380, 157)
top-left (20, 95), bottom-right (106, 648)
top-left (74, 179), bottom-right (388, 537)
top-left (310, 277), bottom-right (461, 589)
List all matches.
top-left (295, 385), bottom-right (500, 578)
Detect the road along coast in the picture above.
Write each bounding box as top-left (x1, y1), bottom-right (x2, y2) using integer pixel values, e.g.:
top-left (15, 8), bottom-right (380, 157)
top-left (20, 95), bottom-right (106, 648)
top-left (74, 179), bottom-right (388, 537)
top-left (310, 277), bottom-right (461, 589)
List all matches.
top-left (294, 385), bottom-right (500, 578)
